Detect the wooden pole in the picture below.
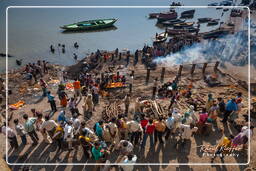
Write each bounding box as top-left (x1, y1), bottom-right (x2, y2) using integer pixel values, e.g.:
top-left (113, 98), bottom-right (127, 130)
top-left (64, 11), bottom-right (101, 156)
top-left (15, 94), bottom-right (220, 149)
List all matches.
top-left (191, 64), bottom-right (196, 75)
top-left (202, 63), bottom-right (208, 75)
top-left (178, 65), bottom-right (183, 77)
top-left (129, 83), bottom-right (132, 93)
top-left (131, 70), bottom-right (135, 77)
top-left (119, 52), bottom-right (122, 60)
top-left (146, 68), bottom-right (150, 84)
top-left (214, 61), bottom-right (220, 72)
top-left (160, 67), bottom-right (165, 83)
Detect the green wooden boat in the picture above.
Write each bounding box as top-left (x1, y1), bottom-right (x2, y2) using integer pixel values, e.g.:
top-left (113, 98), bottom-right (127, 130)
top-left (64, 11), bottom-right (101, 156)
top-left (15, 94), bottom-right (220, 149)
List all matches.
top-left (60, 18), bottom-right (117, 31)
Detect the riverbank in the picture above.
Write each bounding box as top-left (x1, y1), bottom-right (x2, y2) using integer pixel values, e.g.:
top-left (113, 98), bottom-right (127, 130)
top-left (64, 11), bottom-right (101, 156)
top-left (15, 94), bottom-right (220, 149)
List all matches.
top-left (0, 49), bottom-right (255, 169)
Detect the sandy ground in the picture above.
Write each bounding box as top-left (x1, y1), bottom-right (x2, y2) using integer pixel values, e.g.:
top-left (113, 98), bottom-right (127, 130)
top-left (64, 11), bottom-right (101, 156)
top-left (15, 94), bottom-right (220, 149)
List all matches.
top-left (0, 58), bottom-right (255, 171)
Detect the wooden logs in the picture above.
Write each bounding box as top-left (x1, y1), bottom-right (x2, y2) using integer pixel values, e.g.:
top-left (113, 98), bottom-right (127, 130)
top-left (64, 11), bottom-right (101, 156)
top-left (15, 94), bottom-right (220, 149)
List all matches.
top-left (178, 65), bottom-right (183, 77)
top-left (146, 68), bottom-right (150, 84)
top-left (191, 64), bottom-right (196, 75)
top-left (160, 67), bottom-right (165, 83)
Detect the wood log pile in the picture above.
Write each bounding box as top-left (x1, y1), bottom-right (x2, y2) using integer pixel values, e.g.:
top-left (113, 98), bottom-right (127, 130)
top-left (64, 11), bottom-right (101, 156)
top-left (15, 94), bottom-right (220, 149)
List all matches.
top-left (142, 100), bottom-right (166, 119)
top-left (102, 100), bottom-right (123, 121)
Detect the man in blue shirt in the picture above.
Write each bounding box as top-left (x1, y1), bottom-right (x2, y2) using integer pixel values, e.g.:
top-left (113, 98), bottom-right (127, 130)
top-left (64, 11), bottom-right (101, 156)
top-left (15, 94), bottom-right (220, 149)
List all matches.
top-left (47, 91), bottom-right (57, 112)
top-left (57, 110), bottom-right (66, 123)
top-left (221, 98), bottom-right (238, 123)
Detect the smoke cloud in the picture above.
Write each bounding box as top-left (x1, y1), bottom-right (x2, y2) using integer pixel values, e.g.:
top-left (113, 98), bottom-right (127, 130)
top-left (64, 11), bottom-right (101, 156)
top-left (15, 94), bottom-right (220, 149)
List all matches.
top-left (153, 31), bottom-right (249, 67)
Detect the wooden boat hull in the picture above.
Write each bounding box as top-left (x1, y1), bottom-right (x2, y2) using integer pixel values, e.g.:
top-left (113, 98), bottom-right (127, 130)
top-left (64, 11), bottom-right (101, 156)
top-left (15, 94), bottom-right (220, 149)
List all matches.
top-left (198, 18), bottom-right (212, 23)
top-left (149, 13), bottom-right (160, 19)
top-left (60, 18), bottom-right (117, 31)
top-left (161, 19), bottom-right (186, 26)
top-left (203, 29), bottom-right (230, 39)
top-left (157, 12), bottom-right (178, 22)
top-left (181, 9), bottom-right (195, 18)
top-left (208, 3), bottom-right (218, 6)
top-left (167, 29), bottom-right (189, 35)
top-left (173, 22), bottom-right (194, 28)
top-left (207, 21), bottom-right (219, 26)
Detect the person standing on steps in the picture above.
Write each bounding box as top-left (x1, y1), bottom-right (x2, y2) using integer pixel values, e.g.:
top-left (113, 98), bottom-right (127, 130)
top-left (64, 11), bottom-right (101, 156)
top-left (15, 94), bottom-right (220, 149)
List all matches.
top-left (47, 91), bottom-right (57, 113)
top-left (14, 119), bottom-right (27, 145)
top-left (23, 114), bottom-right (39, 145)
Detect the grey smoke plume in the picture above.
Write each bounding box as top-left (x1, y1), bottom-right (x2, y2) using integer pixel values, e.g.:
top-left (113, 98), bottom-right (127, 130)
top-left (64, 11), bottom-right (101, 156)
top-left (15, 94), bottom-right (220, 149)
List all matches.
top-left (153, 31), bottom-right (249, 67)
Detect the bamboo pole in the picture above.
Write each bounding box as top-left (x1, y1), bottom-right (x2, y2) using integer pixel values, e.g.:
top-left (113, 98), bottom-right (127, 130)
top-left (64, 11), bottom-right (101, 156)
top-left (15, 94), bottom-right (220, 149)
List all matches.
top-left (178, 65), bottom-right (183, 77)
top-left (146, 68), bottom-right (150, 85)
top-left (191, 64), bottom-right (196, 75)
top-left (160, 67), bottom-right (165, 83)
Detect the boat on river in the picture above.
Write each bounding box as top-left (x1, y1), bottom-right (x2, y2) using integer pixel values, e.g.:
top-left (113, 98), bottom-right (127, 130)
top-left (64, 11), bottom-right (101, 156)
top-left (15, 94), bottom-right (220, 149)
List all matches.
top-left (157, 11), bottom-right (178, 22)
top-left (161, 19), bottom-right (186, 26)
top-left (149, 13), bottom-right (160, 19)
top-left (173, 22), bottom-right (194, 28)
top-left (207, 19), bottom-right (220, 26)
top-left (180, 9), bottom-right (195, 18)
top-left (198, 18), bottom-right (212, 23)
top-left (60, 18), bottom-right (117, 31)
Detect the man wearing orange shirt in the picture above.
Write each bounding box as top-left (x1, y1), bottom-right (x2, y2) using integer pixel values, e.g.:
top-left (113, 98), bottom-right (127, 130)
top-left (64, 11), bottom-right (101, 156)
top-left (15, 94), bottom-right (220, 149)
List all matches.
top-left (154, 117), bottom-right (166, 144)
top-left (73, 79), bottom-right (81, 98)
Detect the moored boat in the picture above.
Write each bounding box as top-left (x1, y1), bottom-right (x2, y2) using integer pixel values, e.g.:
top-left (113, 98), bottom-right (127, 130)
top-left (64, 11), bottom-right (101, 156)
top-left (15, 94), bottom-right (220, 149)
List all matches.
top-left (208, 2), bottom-right (219, 6)
top-left (149, 13), bottom-right (160, 19)
top-left (186, 27), bottom-right (200, 33)
top-left (207, 19), bottom-right (219, 26)
top-left (181, 9), bottom-right (195, 18)
top-left (166, 27), bottom-right (199, 35)
top-left (60, 18), bottom-right (117, 31)
top-left (166, 28), bottom-right (189, 35)
top-left (173, 22), bottom-right (194, 28)
top-left (161, 19), bottom-right (186, 26)
top-left (198, 18), bottom-right (212, 23)
top-left (157, 11), bottom-right (178, 22)
top-left (220, 0), bottom-right (233, 6)
top-left (203, 29), bottom-right (231, 39)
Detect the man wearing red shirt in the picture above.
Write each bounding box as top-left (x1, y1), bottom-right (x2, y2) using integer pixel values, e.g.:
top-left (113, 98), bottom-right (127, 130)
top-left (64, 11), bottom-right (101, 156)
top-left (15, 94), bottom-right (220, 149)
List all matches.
top-left (140, 114), bottom-right (148, 133)
top-left (141, 119), bottom-right (155, 149)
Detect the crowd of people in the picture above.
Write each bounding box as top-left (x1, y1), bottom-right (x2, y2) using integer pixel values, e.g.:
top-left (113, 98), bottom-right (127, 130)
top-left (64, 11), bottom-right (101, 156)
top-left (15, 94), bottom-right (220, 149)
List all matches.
top-left (0, 42), bottom-right (254, 170)
top-left (0, 57), bottom-right (254, 170)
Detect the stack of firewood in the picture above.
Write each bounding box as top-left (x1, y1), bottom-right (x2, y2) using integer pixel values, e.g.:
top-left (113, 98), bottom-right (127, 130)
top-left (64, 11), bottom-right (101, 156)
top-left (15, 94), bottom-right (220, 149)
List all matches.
top-left (142, 100), bottom-right (166, 119)
top-left (102, 100), bottom-right (123, 121)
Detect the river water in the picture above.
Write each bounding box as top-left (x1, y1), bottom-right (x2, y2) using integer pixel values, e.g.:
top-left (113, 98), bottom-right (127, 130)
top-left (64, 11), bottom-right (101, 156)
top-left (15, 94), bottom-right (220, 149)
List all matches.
top-left (0, 0), bottom-right (248, 73)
